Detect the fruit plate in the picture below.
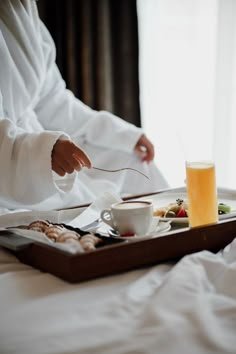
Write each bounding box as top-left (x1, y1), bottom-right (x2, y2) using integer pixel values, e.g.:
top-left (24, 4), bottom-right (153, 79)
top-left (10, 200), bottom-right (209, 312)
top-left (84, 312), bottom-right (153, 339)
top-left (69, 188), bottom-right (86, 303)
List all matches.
top-left (134, 186), bottom-right (236, 225)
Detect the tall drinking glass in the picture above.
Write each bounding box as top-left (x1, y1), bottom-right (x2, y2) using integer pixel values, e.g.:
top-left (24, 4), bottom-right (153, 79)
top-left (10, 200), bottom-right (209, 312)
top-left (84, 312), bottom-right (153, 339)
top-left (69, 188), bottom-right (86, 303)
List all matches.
top-left (186, 161), bottom-right (218, 228)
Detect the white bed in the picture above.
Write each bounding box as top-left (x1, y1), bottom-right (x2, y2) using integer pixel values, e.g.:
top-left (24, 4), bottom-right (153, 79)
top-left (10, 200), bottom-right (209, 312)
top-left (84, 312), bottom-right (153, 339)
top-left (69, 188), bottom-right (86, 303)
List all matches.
top-left (0, 189), bottom-right (236, 354)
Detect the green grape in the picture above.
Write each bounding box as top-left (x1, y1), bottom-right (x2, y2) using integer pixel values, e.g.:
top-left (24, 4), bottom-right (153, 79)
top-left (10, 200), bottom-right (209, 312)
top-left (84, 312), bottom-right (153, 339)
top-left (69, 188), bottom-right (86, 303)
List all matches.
top-left (218, 203), bottom-right (231, 214)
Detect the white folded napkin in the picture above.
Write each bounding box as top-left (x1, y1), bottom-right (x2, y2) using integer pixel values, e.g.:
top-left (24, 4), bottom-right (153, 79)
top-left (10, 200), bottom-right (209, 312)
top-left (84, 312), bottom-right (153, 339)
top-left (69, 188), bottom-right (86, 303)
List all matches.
top-left (67, 192), bottom-right (122, 229)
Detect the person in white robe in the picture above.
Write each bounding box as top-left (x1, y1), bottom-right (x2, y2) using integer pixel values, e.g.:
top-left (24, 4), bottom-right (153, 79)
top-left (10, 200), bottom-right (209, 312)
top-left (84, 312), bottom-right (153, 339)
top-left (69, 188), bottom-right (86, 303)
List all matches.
top-left (0, 0), bottom-right (168, 211)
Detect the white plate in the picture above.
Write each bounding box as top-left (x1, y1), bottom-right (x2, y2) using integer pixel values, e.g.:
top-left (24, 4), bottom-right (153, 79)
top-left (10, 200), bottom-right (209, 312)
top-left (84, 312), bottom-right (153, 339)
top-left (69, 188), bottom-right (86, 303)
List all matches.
top-left (160, 211), bottom-right (236, 224)
top-left (134, 186), bottom-right (236, 225)
top-left (159, 216), bottom-right (189, 224)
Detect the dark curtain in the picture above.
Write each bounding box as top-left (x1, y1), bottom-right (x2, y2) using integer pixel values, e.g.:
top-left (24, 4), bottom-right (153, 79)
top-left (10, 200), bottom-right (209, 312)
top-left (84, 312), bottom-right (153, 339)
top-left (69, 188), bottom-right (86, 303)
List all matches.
top-left (38, 0), bottom-right (141, 127)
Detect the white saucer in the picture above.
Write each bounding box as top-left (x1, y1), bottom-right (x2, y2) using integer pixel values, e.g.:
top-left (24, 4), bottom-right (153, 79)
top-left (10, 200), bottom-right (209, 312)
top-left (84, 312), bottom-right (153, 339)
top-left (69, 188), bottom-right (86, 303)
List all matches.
top-left (98, 220), bottom-right (171, 241)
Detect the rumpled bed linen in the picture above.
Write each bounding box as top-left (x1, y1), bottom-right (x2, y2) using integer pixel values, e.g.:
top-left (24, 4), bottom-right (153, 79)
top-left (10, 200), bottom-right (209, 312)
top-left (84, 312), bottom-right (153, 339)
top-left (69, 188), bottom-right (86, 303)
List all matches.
top-left (0, 236), bottom-right (236, 354)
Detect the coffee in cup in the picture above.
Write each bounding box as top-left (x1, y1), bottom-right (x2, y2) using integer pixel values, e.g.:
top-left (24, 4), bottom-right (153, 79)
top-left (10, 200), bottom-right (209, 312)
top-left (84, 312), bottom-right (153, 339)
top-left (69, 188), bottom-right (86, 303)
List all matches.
top-left (100, 200), bottom-right (154, 236)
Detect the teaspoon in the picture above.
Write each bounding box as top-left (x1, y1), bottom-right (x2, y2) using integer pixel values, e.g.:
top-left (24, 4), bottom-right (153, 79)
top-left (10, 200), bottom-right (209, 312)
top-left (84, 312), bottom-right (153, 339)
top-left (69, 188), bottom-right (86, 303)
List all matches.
top-left (93, 167), bottom-right (150, 180)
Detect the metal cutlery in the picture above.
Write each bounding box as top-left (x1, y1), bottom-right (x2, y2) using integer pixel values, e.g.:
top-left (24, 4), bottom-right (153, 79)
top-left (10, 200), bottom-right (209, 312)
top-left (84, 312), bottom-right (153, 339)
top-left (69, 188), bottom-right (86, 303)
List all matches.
top-left (93, 167), bottom-right (150, 180)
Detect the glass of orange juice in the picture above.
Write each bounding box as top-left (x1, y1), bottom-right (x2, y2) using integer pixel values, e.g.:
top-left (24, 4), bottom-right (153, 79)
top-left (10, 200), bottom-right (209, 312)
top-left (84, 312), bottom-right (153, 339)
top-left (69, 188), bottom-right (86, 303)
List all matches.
top-left (186, 161), bottom-right (218, 227)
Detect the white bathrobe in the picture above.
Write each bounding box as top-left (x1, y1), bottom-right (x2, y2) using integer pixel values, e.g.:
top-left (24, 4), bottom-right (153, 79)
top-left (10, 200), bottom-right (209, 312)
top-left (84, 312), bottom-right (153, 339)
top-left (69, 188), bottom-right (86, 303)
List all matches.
top-left (0, 0), bottom-right (168, 211)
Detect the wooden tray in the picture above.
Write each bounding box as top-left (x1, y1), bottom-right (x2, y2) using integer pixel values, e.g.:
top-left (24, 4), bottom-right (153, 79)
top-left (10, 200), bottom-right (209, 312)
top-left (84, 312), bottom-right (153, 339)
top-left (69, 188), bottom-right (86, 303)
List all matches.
top-left (12, 218), bottom-right (236, 283)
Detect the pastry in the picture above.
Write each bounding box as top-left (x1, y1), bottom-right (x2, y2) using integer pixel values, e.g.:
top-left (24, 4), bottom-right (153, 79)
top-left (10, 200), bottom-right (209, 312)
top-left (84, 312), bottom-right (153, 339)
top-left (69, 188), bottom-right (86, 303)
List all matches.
top-left (80, 234), bottom-right (101, 251)
top-left (28, 220), bottom-right (50, 232)
top-left (45, 225), bottom-right (65, 242)
top-left (57, 230), bottom-right (80, 243)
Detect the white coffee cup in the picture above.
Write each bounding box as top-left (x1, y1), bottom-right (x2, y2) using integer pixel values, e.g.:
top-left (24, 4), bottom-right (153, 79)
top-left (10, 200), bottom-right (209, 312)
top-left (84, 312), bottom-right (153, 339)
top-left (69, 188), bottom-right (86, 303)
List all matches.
top-left (100, 200), bottom-right (154, 236)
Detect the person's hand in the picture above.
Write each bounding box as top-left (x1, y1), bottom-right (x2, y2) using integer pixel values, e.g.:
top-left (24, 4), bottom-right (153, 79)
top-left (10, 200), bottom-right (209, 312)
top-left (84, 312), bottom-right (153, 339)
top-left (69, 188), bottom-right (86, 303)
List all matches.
top-left (134, 134), bottom-right (155, 163)
top-left (51, 139), bottom-right (92, 176)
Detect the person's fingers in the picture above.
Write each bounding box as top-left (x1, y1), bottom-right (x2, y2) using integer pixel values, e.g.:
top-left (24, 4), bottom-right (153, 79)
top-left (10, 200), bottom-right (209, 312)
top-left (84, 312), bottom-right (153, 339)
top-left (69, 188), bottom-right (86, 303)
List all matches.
top-left (59, 159), bottom-right (75, 174)
top-left (52, 160), bottom-right (66, 177)
top-left (70, 154), bottom-right (84, 172)
top-left (143, 146), bottom-right (154, 162)
top-left (135, 144), bottom-right (151, 162)
top-left (52, 139), bottom-right (92, 175)
top-left (73, 145), bottom-right (92, 168)
top-left (135, 135), bottom-right (155, 162)
top-left (72, 147), bottom-right (92, 169)
top-left (135, 146), bottom-right (147, 159)
top-left (143, 140), bottom-right (154, 161)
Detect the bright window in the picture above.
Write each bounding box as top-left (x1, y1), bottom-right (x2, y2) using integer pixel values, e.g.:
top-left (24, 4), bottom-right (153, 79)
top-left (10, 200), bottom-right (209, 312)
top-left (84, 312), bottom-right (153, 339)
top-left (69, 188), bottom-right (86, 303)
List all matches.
top-left (137, 0), bottom-right (236, 188)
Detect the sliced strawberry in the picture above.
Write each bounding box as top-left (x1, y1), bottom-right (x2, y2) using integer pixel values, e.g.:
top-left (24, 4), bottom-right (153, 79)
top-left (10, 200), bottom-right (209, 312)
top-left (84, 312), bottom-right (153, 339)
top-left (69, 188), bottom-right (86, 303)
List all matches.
top-left (176, 206), bottom-right (187, 218)
top-left (121, 233), bottom-right (135, 237)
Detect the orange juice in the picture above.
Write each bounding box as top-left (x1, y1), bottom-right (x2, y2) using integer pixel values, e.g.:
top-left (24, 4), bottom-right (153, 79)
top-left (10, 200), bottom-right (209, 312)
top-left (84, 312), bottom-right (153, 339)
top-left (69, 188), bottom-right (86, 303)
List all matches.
top-left (186, 161), bottom-right (218, 227)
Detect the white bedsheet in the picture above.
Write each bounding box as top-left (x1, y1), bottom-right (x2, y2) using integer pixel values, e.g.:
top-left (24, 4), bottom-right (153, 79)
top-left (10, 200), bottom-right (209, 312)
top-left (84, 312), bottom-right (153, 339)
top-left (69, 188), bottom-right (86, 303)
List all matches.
top-left (0, 236), bottom-right (236, 354)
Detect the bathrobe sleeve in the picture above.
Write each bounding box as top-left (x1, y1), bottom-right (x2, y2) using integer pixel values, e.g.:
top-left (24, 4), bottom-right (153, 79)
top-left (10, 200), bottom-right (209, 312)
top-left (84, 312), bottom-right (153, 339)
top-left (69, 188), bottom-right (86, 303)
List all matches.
top-left (0, 94), bottom-right (70, 206)
top-left (35, 21), bottom-right (144, 153)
